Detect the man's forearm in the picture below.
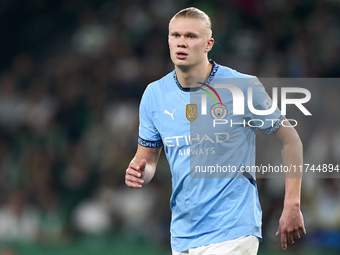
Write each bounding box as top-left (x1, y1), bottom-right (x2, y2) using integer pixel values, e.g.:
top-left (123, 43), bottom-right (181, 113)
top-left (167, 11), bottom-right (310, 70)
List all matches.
top-left (282, 137), bottom-right (303, 207)
top-left (275, 126), bottom-right (306, 250)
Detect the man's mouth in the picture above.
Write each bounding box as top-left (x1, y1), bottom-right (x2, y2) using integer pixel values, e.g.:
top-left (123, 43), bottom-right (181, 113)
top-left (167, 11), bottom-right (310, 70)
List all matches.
top-left (176, 51), bottom-right (188, 59)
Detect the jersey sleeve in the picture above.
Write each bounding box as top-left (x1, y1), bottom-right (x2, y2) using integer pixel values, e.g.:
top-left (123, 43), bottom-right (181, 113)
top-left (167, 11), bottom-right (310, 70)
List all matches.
top-left (248, 79), bottom-right (285, 135)
top-left (138, 86), bottom-right (163, 147)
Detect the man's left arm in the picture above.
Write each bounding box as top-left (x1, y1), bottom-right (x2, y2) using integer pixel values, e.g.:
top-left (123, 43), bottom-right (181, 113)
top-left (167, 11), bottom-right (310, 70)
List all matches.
top-left (273, 120), bottom-right (307, 250)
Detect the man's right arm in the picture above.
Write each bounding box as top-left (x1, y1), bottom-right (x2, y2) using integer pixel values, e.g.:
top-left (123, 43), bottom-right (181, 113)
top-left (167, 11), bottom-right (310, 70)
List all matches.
top-left (125, 144), bottom-right (163, 188)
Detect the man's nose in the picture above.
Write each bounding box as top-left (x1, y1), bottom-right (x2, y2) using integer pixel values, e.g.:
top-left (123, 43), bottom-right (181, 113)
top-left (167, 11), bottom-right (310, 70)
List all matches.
top-left (177, 36), bottom-right (187, 47)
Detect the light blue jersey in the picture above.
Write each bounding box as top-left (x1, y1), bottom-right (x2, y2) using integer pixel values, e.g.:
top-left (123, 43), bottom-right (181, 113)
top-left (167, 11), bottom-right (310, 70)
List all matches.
top-left (138, 62), bottom-right (283, 252)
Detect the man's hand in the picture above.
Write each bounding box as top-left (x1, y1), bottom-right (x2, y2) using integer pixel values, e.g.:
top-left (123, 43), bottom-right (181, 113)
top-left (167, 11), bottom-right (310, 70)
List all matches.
top-left (276, 204), bottom-right (306, 250)
top-left (125, 159), bottom-right (146, 188)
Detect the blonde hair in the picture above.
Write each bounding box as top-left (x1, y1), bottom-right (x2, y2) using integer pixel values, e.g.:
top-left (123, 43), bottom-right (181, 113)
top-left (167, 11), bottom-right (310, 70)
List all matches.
top-left (170, 7), bottom-right (212, 37)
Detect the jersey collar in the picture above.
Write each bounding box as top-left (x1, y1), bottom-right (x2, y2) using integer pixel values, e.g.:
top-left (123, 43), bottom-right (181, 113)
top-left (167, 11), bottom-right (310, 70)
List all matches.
top-left (173, 60), bottom-right (219, 92)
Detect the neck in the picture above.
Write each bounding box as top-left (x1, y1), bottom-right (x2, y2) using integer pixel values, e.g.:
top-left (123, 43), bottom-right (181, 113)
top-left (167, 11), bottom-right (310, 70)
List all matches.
top-left (175, 60), bottom-right (212, 88)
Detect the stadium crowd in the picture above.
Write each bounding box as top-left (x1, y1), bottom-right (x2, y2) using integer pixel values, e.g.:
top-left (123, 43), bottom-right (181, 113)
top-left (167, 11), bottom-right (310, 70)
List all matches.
top-left (0, 0), bottom-right (339, 253)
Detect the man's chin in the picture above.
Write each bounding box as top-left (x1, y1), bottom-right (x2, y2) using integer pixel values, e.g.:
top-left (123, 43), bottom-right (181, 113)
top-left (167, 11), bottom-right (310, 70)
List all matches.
top-left (173, 59), bottom-right (192, 69)
top-left (175, 63), bottom-right (191, 72)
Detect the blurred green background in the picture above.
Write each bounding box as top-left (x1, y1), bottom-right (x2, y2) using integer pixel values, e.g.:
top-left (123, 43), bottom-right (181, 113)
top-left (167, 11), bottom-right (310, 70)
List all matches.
top-left (0, 0), bottom-right (339, 254)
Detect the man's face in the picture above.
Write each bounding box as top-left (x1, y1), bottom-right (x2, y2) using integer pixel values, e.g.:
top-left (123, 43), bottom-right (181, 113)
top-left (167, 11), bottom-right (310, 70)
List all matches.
top-left (168, 18), bottom-right (213, 68)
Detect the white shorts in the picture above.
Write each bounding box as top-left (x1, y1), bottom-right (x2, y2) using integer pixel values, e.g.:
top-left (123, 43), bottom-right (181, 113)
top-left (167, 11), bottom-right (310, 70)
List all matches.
top-left (172, 235), bottom-right (259, 255)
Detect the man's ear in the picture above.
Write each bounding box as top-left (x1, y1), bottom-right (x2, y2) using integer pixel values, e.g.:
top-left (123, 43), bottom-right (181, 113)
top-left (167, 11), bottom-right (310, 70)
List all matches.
top-left (205, 38), bottom-right (214, 52)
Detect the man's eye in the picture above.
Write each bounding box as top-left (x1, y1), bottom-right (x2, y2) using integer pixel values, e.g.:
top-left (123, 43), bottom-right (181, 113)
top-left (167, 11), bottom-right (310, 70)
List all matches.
top-left (173, 34), bottom-right (180, 38)
top-left (188, 35), bottom-right (195, 39)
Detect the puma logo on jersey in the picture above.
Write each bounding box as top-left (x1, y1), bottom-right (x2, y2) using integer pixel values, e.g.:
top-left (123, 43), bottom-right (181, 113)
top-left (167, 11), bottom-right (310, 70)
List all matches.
top-left (164, 109), bottom-right (176, 120)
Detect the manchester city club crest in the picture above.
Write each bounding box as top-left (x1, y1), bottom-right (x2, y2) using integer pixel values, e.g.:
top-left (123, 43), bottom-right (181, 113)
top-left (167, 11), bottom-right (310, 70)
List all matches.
top-left (186, 104), bottom-right (198, 122)
top-left (210, 103), bottom-right (228, 119)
